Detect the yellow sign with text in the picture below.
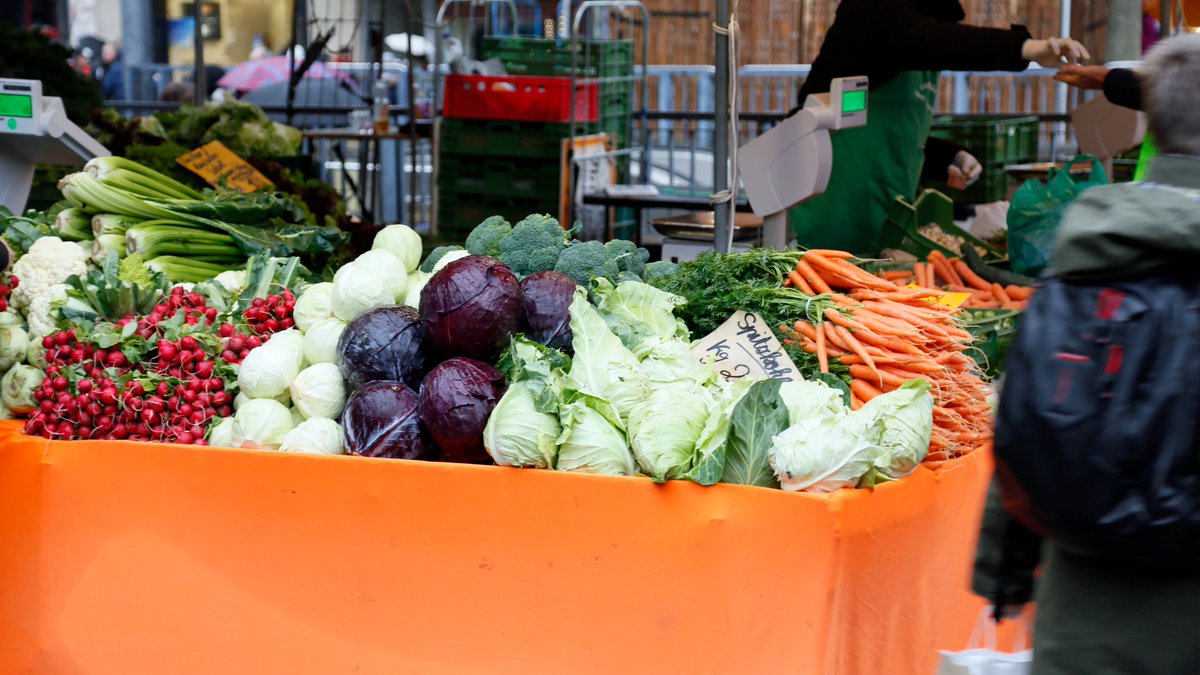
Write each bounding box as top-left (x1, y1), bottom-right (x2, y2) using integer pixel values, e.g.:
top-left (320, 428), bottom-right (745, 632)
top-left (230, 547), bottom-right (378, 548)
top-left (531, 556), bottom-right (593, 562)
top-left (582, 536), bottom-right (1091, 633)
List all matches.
top-left (176, 140), bottom-right (273, 193)
top-left (906, 283), bottom-right (972, 308)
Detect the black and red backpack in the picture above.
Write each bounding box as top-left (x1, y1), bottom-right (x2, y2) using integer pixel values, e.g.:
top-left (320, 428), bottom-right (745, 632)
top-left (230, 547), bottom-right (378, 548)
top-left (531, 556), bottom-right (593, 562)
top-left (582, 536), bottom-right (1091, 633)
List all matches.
top-left (995, 275), bottom-right (1200, 570)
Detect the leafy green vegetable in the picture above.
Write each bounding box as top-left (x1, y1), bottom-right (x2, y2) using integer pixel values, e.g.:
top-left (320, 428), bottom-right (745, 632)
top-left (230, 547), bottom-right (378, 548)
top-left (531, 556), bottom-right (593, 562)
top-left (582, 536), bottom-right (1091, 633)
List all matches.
top-left (628, 383), bottom-right (714, 482)
top-left (554, 392), bottom-right (637, 476)
top-left (721, 379), bottom-right (788, 488)
top-left (564, 288), bottom-right (648, 423)
top-left (483, 381), bottom-right (563, 469)
top-left (66, 251), bottom-right (169, 324)
top-left (553, 241), bottom-right (619, 286)
top-left (852, 379), bottom-right (933, 487)
top-left (498, 214), bottom-right (570, 277)
top-left (465, 215), bottom-right (512, 257)
top-left (590, 278), bottom-right (689, 351)
top-left (420, 245), bottom-right (466, 273)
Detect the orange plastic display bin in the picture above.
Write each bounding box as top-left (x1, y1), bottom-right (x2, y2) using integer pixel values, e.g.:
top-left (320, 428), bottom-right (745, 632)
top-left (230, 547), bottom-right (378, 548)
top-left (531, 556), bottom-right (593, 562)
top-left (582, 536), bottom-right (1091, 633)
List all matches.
top-left (0, 421), bottom-right (1020, 674)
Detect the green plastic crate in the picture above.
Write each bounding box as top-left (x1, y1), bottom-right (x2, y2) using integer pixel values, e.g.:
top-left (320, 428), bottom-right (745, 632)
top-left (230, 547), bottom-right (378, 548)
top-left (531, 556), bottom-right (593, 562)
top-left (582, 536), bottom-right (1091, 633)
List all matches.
top-left (438, 152), bottom-right (563, 199)
top-left (878, 189), bottom-right (1005, 261)
top-left (482, 37), bottom-right (634, 78)
top-left (928, 115), bottom-right (1039, 167)
top-left (440, 118), bottom-right (574, 158)
top-left (438, 194), bottom-right (554, 236)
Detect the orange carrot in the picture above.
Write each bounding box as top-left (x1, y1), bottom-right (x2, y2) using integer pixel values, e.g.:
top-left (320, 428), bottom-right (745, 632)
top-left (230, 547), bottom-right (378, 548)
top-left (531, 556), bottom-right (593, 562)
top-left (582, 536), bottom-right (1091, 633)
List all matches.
top-left (992, 283), bottom-right (1013, 307)
top-left (1005, 285), bottom-right (1034, 301)
top-left (797, 259), bottom-right (832, 295)
top-left (834, 324), bottom-right (880, 381)
top-left (850, 378), bottom-right (884, 403)
top-left (805, 253), bottom-right (894, 291)
top-left (792, 321), bottom-right (818, 341)
top-left (823, 321), bottom-right (850, 351)
top-left (881, 270), bottom-right (914, 282)
top-left (849, 364), bottom-right (909, 389)
top-left (952, 259), bottom-right (992, 292)
top-left (912, 262), bottom-right (928, 288)
top-left (928, 254), bottom-right (957, 286)
top-left (803, 249), bottom-right (856, 259)
top-left (788, 268), bottom-right (815, 294)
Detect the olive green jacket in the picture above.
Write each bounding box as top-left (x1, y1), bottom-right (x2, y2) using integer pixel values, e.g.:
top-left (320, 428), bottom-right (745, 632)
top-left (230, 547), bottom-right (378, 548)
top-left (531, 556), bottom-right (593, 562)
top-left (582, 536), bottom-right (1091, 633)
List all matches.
top-left (974, 154), bottom-right (1200, 674)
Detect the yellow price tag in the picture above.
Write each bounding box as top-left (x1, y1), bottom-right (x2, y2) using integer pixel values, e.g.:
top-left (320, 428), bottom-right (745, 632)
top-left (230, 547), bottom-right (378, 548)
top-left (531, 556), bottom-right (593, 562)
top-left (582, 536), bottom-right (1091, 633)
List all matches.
top-left (176, 140), bottom-right (273, 193)
top-left (905, 283), bottom-right (973, 309)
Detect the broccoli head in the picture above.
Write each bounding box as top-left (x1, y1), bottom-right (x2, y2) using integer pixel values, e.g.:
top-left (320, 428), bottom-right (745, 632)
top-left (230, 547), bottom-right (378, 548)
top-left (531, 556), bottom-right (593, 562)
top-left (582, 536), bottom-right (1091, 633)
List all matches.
top-left (498, 213), bottom-right (570, 277)
top-left (604, 239), bottom-right (646, 277)
top-left (554, 240), bottom-right (620, 286)
top-left (420, 245), bottom-right (465, 273)
top-left (643, 260), bottom-right (679, 285)
top-left (465, 215), bottom-right (512, 257)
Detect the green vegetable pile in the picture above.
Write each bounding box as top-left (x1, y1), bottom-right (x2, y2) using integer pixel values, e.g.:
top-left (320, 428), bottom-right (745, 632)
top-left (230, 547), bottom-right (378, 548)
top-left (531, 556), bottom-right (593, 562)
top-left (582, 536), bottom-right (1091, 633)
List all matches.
top-left (463, 213), bottom-right (654, 286)
top-left (48, 157), bottom-right (346, 283)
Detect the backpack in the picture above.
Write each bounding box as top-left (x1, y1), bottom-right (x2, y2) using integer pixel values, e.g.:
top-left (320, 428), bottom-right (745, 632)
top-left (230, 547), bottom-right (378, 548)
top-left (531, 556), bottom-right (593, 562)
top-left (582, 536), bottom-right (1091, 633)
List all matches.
top-left (994, 274), bottom-right (1200, 570)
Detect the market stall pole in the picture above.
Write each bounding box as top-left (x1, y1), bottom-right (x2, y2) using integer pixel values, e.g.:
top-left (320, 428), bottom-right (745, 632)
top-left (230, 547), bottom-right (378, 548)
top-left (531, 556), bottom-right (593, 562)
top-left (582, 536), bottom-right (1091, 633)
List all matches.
top-left (0, 78), bottom-right (109, 213)
top-left (739, 76), bottom-right (869, 249)
top-left (713, 0), bottom-right (731, 252)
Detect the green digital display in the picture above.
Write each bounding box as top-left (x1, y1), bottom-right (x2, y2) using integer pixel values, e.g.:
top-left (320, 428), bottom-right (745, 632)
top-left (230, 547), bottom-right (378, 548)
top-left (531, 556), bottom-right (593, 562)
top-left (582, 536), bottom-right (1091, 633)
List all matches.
top-left (0, 93), bottom-right (33, 118)
top-left (841, 90), bottom-right (866, 114)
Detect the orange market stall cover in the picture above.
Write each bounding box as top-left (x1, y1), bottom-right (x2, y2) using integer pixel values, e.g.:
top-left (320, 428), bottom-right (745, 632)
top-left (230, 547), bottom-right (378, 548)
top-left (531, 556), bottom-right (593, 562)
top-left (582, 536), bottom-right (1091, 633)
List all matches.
top-left (0, 420), bottom-right (1016, 674)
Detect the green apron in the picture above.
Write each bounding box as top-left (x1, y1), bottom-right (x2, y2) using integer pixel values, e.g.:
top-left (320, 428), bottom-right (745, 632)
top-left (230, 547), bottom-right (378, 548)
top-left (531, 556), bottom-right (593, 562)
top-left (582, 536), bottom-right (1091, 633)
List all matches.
top-left (788, 71), bottom-right (939, 256)
top-left (1133, 133), bottom-right (1157, 182)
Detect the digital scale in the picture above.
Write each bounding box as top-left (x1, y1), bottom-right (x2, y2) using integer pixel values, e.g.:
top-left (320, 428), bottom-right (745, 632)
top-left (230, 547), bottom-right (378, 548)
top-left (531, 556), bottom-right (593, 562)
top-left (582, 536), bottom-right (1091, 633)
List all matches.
top-left (0, 78), bottom-right (110, 213)
top-left (739, 76), bottom-right (870, 249)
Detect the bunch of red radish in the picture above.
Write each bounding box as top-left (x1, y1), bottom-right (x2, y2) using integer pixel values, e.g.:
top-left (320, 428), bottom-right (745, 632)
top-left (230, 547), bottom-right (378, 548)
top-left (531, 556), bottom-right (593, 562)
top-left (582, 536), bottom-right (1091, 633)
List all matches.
top-left (24, 369), bottom-right (232, 443)
top-left (0, 274), bottom-right (18, 313)
top-left (43, 328), bottom-right (130, 374)
top-left (129, 287), bottom-right (219, 340)
top-left (242, 291), bottom-right (296, 335)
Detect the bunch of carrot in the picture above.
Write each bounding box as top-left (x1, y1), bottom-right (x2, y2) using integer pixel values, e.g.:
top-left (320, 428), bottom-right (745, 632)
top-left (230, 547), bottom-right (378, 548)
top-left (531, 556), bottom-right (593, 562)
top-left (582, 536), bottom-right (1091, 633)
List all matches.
top-left (876, 250), bottom-right (1033, 310)
top-left (780, 250), bottom-right (992, 467)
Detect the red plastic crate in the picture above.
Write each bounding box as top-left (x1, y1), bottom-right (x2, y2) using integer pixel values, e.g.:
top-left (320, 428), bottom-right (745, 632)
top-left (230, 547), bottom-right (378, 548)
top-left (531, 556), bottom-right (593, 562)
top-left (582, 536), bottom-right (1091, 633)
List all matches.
top-left (443, 75), bottom-right (599, 123)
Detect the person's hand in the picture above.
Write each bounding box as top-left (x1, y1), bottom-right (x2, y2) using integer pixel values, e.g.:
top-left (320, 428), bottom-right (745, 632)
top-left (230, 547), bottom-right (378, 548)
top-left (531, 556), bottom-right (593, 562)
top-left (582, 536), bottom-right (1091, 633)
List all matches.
top-left (948, 151), bottom-right (982, 190)
top-left (1054, 64), bottom-right (1109, 89)
top-left (1022, 37), bottom-right (1091, 68)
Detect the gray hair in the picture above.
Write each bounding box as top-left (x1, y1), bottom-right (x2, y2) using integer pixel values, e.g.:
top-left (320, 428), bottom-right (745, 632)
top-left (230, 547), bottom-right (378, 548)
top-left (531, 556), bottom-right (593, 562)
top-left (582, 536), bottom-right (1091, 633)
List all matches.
top-left (1142, 34), bottom-right (1200, 156)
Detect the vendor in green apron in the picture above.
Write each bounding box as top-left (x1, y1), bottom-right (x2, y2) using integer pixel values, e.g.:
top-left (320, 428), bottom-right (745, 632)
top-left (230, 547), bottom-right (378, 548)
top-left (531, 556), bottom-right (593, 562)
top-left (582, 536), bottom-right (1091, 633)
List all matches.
top-left (789, 0), bottom-right (1089, 256)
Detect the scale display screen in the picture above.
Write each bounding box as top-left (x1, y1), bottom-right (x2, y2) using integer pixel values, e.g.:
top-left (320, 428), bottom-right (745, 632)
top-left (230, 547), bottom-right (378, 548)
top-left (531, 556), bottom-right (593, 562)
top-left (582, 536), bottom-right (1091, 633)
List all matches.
top-left (0, 93), bottom-right (33, 118)
top-left (841, 90), bottom-right (866, 114)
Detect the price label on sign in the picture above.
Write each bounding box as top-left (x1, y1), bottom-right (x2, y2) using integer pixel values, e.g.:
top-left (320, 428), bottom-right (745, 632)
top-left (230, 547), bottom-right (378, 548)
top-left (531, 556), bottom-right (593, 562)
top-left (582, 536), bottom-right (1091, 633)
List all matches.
top-left (691, 311), bottom-right (801, 383)
top-left (905, 283), bottom-right (973, 308)
top-left (176, 140), bottom-right (273, 193)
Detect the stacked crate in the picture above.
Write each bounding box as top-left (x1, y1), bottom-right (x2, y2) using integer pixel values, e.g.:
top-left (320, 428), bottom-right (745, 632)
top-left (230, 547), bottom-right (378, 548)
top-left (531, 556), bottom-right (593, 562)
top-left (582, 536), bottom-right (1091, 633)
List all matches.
top-left (436, 38), bottom-right (635, 239)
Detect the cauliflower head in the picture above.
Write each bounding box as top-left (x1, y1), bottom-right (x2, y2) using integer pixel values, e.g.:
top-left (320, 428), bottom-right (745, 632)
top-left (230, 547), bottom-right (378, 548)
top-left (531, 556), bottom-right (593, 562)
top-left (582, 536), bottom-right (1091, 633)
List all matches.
top-left (27, 284), bottom-right (69, 339)
top-left (12, 236), bottom-right (90, 314)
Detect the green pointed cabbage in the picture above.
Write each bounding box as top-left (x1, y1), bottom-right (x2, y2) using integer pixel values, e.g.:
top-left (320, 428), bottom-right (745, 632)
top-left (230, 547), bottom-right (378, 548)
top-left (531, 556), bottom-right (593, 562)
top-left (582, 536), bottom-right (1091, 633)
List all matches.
top-left (555, 396), bottom-right (636, 476)
top-left (628, 384), bottom-right (713, 481)
top-left (564, 288), bottom-right (647, 423)
top-left (483, 380), bottom-right (562, 468)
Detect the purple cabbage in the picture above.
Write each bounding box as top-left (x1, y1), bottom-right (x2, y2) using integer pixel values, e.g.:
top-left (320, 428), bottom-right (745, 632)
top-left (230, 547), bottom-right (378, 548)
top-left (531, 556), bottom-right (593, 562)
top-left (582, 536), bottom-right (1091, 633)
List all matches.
top-left (520, 270), bottom-right (576, 352)
top-left (342, 381), bottom-right (437, 460)
top-left (419, 256), bottom-right (523, 362)
top-left (418, 358), bottom-right (506, 464)
top-left (337, 305), bottom-right (430, 390)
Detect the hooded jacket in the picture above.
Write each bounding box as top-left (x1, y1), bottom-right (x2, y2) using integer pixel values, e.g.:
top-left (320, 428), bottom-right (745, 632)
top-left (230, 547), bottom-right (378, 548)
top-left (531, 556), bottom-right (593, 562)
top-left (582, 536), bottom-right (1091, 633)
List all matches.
top-left (1052, 155), bottom-right (1200, 281)
top-left (974, 153), bottom-right (1200, 675)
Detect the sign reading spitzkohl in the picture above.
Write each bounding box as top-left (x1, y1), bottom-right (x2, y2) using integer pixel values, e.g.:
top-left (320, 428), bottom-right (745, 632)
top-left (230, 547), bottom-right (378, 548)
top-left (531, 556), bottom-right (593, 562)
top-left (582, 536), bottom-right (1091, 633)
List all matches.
top-left (691, 311), bottom-right (800, 383)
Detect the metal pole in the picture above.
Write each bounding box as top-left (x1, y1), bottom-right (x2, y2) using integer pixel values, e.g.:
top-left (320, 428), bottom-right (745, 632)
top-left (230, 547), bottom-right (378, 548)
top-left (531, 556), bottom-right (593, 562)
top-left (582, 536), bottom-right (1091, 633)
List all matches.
top-left (713, 0), bottom-right (730, 253)
top-left (1161, 0), bottom-right (1172, 37)
top-left (1054, 0), bottom-right (1071, 158)
top-left (193, 0), bottom-right (206, 104)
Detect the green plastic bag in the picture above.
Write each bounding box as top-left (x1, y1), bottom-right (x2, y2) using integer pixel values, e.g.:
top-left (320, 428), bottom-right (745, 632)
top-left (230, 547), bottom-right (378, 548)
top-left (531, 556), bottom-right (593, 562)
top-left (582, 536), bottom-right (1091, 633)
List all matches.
top-left (1006, 155), bottom-right (1108, 276)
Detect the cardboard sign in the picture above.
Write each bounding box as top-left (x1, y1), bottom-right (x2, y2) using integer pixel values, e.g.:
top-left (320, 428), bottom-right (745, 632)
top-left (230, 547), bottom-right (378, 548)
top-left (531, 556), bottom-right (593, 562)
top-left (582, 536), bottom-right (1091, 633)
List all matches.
top-left (176, 141), bottom-right (272, 193)
top-left (906, 283), bottom-right (972, 309)
top-left (691, 311), bottom-right (801, 383)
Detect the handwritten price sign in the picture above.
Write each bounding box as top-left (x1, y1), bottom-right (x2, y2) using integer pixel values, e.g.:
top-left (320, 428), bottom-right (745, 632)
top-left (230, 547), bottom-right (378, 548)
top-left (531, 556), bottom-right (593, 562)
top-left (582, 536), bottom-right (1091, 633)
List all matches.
top-left (691, 311), bottom-right (801, 383)
top-left (176, 140), bottom-right (273, 193)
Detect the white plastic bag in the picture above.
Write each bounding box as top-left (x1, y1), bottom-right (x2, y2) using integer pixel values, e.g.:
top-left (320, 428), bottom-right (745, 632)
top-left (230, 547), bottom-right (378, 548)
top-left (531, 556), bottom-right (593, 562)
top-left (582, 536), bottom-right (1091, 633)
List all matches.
top-left (936, 607), bottom-right (1032, 675)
